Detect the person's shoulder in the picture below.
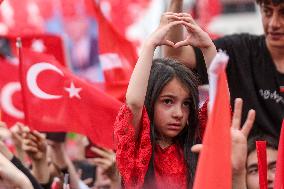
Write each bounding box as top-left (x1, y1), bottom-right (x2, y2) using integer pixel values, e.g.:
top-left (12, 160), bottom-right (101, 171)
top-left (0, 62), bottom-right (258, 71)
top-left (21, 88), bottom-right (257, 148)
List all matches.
top-left (217, 33), bottom-right (263, 43)
top-left (214, 33), bottom-right (264, 50)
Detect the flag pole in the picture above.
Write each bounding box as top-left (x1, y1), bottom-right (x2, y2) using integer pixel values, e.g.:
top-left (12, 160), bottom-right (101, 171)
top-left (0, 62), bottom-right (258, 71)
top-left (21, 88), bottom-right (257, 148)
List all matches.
top-left (256, 141), bottom-right (268, 189)
top-left (16, 38), bottom-right (30, 127)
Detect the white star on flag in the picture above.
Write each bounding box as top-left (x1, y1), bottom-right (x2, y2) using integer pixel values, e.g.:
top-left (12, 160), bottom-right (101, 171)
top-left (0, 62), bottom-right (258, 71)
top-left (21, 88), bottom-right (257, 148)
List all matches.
top-left (64, 82), bottom-right (82, 99)
top-left (31, 39), bottom-right (46, 53)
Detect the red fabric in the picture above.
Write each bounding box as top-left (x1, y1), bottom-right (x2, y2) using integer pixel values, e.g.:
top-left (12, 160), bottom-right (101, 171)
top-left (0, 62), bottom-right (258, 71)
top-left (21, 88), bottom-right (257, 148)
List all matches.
top-left (193, 71), bottom-right (231, 189)
top-left (0, 0), bottom-right (45, 35)
top-left (8, 34), bottom-right (67, 67)
top-left (85, 0), bottom-right (150, 38)
top-left (94, 81), bottom-right (128, 102)
top-left (114, 104), bottom-right (187, 189)
top-left (0, 58), bottom-right (24, 126)
top-left (19, 49), bottom-right (121, 148)
top-left (273, 120), bottom-right (284, 189)
top-left (256, 141), bottom-right (268, 189)
top-left (197, 0), bottom-right (222, 29)
top-left (198, 99), bottom-right (208, 139)
top-left (86, 1), bottom-right (137, 82)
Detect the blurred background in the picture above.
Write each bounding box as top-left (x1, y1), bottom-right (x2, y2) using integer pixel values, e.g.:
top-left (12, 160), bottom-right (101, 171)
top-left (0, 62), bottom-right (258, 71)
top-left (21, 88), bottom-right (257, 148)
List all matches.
top-left (0, 0), bottom-right (263, 83)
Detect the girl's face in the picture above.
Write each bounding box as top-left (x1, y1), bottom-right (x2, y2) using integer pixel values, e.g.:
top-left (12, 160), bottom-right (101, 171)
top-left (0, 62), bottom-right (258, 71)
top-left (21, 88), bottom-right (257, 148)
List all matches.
top-left (154, 77), bottom-right (191, 142)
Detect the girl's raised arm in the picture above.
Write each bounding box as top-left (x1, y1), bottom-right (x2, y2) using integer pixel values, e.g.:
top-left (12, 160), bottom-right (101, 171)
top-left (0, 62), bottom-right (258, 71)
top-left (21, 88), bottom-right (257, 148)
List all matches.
top-left (125, 13), bottom-right (184, 137)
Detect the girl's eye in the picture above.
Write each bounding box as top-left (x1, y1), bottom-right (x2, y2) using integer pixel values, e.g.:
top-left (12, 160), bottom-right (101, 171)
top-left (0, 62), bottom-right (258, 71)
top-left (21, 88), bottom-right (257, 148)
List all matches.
top-left (163, 99), bottom-right (173, 105)
top-left (183, 101), bottom-right (191, 107)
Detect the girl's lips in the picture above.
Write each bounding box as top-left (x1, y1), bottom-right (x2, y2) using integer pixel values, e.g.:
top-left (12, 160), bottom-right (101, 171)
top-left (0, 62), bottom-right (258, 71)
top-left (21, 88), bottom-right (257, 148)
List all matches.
top-left (167, 123), bottom-right (181, 130)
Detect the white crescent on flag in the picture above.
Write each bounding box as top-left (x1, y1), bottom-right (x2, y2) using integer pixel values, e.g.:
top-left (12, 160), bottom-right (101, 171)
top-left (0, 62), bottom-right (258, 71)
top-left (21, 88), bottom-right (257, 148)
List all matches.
top-left (0, 82), bottom-right (24, 119)
top-left (26, 62), bottom-right (63, 99)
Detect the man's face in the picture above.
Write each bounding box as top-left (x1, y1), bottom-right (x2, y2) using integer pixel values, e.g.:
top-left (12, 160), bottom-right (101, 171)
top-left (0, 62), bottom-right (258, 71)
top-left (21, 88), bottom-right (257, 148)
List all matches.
top-left (246, 148), bottom-right (278, 189)
top-left (260, 1), bottom-right (284, 48)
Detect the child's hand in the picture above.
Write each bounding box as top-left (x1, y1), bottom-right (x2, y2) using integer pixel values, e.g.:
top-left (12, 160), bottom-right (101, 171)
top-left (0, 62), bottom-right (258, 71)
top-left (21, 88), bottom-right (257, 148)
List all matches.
top-left (174, 13), bottom-right (213, 49)
top-left (147, 12), bottom-right (184, 47)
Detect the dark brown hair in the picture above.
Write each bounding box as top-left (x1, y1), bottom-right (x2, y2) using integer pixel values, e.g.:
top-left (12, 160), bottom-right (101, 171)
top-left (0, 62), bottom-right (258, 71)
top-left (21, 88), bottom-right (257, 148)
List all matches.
top-left (143, 58), bottom-right (200, 188)
top-left (256, 0), bottom-right (284, 5)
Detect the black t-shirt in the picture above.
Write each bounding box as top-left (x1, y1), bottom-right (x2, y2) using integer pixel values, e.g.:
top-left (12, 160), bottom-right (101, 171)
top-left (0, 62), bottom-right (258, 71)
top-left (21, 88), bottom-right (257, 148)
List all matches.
top-left (197, 33), bottom-right (284, 138)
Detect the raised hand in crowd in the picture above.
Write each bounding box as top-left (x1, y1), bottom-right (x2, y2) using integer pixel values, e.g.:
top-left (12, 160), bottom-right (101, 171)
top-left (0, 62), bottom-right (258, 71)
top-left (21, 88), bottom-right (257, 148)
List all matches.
top-left (0, 140), bottom-right (13, 161)
top-left (0, 152), bottom-right (34, 189)
top-left (90, 147), bottom-right (120, 189)
top-left (0, 121), bottom-right (10, 141)
top-left (48, 140), bottom-right (81, 189)
top-left (230, 99), bottom-right (255, 189)
top-left (10, 122), bottom-right (30, 161)
top-left (22, 129), bottom-right (50, 185)
top-left (191, 98), bottom-right (255, 189)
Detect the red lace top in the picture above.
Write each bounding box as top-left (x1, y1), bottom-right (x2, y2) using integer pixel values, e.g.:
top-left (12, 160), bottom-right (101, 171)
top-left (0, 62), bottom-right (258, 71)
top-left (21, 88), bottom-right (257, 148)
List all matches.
top-left (114, 103), bottom-right (208, 189)
top-left (114, 105), bottom-right (186, 189)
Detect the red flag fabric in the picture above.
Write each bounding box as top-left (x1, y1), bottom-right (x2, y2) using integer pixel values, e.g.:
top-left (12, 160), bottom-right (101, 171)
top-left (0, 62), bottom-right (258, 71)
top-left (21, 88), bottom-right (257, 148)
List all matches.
top-left (85, 0), bottom-right (150, 38)
top-left (193, 52), bottom-right (231, 189)
top-left (86, 0), bottom-right (138, 82)
top-left (0, 35), bottom-right (67, 126)
top-left (196, 0), bottom-right (222, 29)
top-left (0, 0), bottom-right (45, 35)
top-left (273, 120), bottom-right (284, 189)
top-left (256, 141), bottom-right (268, 189)
top-left (0, 57), bottom-right (24, 126)
top-left (6, 34), bottom-right (67, 67)
top-left (19, 49), bottom-right (121, 148)
top-left (94, 81), bottom-right (128, 102)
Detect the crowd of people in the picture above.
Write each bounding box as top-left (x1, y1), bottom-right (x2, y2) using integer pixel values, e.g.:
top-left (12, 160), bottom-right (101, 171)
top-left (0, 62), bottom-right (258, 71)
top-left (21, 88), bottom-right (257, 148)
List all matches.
top-left (0, 0), bottom-right (283, 188)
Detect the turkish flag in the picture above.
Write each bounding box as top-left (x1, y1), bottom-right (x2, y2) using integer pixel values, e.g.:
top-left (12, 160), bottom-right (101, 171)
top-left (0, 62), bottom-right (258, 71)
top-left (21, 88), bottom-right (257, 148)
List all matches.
top-left (86, 0), bottom-right (137, 82)
top-left (273, 120), bottom-right (284, 189)
top-left (94, 81), bottom-right (128, 102)
top-left (0, 57), bottom-right (24, 126)
top-left (6, 34), bottom-right (67, 67)
top-left (85, 0), bottom-right (150, 39)
top-left (19, 49), bottom-right (121, 148)
top-left (193, 52), bottom-right (231, 189)
top-left (0, 0), bottom-right (45, 35)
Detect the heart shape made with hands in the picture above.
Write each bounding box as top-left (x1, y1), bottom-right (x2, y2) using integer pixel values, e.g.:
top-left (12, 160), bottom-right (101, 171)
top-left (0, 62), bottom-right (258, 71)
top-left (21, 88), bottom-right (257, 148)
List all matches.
top-left (161, 14), bottom-right (212, 49)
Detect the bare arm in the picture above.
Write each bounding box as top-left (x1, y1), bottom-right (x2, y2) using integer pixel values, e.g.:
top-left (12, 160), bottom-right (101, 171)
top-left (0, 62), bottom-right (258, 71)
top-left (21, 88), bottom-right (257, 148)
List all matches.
top-left (163, 0), bottom-right (195, 67)
top-left (126, 13), bottom-right (183, 137)
top-left (164, 0), bottom-right (216, 69)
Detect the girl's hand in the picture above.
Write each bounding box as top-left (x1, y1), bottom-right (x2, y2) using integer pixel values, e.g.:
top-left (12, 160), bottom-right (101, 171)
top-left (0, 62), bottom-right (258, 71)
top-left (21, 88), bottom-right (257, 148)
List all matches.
top-left (174, 13), bottom-right (214, 49)
top-left (147, 12), bottom-right (184, 47)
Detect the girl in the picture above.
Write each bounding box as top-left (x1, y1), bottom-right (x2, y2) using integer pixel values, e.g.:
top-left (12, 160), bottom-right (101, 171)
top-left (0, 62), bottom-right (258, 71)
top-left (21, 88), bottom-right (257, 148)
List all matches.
top-left (114, 13), bottom-right (216, 189)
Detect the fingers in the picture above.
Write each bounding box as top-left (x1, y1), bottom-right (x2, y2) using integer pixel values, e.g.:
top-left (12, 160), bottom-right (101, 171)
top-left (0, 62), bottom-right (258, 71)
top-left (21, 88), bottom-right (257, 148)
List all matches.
top-left (161, 39), bottom-right (175, 47)
top-left (191, 144), bottom-right (203, 153)
top-left (0, 122), bottom-right (7, 128)
top-left (182, 21), bottom-right (200, 33)
top-left (231, 98), bottom-right (243, 129)
top-left (241, 109), bottom-right (256, 138)
top-left (91, 147), bottom-right (111, 158)
top-left (178, 13), bottom-right (196, 25)
top-left (174, 36), bottom-right (190, 48)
